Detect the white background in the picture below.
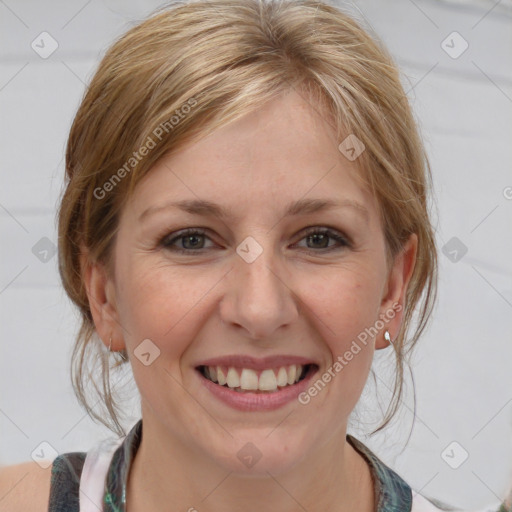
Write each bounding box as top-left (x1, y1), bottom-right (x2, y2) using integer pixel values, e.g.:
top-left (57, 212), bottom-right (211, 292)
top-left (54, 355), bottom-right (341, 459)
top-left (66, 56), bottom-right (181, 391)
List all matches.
top-left (0, 0), bottom-right (511, 509)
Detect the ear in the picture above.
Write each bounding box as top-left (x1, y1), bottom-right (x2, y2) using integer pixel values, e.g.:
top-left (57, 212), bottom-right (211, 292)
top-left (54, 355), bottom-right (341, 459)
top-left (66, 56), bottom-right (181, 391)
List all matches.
top-left (80, 247), bottom-right (125, 351)
top-left (375, 233), bottom-right (418, 349)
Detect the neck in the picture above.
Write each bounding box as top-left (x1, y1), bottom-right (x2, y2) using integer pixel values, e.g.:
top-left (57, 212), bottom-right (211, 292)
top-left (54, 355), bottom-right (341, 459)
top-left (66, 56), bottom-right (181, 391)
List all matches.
top-left (126, 415), bottom-right (374, 512)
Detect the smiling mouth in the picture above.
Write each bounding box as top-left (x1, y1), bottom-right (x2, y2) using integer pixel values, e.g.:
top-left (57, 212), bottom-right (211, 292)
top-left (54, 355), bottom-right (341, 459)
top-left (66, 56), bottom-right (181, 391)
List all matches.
top-left (197, 363), bottom-right (318, 393)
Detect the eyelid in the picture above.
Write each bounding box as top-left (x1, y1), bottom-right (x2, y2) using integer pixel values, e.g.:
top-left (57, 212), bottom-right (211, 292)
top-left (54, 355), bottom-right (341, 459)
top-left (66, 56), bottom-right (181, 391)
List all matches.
top-left (298, 226), bottom-right (351, 245)
top-left (293, 226), bottom-right (351, 252)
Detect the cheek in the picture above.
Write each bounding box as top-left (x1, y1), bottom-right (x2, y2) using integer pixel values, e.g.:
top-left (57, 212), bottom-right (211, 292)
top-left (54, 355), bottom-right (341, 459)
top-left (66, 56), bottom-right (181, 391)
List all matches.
top-left (299, 266), bottom-right (381, 406)
top-left (116, 259), bottom-right (219, 357)
top-left (115, 262), bottom-right (214, 415)
top-left (305, 264), bottom-right (383, 346)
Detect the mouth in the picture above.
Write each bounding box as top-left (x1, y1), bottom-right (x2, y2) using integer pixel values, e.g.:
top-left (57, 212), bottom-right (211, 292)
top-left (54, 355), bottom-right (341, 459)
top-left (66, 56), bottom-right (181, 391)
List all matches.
top-left (196, 363), bottom-right (318, 393)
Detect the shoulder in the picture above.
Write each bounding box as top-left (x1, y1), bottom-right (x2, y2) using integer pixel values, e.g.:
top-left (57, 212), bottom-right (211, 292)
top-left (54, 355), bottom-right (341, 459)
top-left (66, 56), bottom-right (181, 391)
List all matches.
top-left (346, 434), bottom-right (509, 512)
top-left (0, 452), bottom-right (87, 512)
top-left (0, 460), bottom-right (53, 512)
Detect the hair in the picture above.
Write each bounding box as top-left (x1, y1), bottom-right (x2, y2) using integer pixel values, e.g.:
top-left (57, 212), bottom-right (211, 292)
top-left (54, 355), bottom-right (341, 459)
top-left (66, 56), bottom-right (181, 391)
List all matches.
top-left (57, 0), bottom-right (438, 438)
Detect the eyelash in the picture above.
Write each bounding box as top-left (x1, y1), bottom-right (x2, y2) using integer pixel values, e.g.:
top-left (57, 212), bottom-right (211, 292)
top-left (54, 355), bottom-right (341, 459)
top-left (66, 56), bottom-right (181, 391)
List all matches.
top-left (159, 227), bottom-right (351, 254)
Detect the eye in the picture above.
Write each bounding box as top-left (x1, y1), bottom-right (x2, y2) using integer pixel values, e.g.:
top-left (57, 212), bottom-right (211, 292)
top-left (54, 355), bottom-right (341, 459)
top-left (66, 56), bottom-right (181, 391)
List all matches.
top-left (160, 226), bottom-right (350, 254)
top-left (160, 228), bottom-right (213, 253)
top-left (294, 227), bottom-right (350, 252)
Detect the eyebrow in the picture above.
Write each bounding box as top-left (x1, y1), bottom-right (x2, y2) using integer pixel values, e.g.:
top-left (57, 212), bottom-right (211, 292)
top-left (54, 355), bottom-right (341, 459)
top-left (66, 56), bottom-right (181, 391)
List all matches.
top-left (139, 197), bottom-right (369, 223)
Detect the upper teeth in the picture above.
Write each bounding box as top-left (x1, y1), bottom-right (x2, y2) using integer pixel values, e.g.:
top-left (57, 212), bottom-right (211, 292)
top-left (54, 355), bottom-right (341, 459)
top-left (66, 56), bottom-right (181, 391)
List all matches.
top-left (203, 364), bottom-right (305, 392)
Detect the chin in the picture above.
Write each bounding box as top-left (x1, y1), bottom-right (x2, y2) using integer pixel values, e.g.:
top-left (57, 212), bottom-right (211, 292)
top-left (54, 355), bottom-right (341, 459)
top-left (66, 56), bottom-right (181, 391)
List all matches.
top-left (207, 431), bottom-right (310, 476)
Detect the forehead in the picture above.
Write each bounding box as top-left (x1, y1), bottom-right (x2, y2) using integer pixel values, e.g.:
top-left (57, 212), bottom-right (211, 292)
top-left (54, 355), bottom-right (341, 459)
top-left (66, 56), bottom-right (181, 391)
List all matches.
top-left (127, 89), bottom-right (377, 223)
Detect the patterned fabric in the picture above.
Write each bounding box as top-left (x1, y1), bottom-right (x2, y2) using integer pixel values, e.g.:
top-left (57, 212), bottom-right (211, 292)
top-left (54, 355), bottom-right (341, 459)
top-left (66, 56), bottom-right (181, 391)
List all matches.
top-left (47, 449), bottom-right (85, 511)
top-left (48, 418), bottom-right (510, 512)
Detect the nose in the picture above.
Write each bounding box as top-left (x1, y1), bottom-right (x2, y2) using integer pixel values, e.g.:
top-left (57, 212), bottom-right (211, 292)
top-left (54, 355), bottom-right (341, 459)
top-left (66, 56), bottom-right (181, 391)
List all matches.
top-left (220, 244), bottom-right (299, 341)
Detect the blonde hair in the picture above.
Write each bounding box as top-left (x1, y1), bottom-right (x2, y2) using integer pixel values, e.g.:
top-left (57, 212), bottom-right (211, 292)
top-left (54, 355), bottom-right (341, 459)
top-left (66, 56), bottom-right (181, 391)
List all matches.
top-left (58, 0), bottom-right (437, 437)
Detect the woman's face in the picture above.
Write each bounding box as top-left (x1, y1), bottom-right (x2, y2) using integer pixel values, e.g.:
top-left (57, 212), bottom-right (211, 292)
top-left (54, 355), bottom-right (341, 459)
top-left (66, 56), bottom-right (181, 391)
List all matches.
top-left (88, 88), bottom-right (416, 475)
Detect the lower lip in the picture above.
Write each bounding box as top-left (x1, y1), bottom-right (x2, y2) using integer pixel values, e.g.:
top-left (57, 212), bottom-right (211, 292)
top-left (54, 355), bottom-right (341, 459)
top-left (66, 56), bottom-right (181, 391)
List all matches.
top-left (196, 366), bottom-right (318, 412)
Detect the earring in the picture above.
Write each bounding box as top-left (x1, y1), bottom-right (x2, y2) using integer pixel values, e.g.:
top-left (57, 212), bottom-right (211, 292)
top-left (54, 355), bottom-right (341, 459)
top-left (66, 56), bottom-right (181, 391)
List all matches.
top-left (108, 335), bottom-right (129, 362)
top-left (384, 330), bottom-right (393, 345)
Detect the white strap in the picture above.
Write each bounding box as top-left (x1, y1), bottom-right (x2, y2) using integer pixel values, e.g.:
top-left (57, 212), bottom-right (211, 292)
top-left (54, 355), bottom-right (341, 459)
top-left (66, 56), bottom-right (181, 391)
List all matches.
top-left (412, 491), bottom-right (504, 512)
top-left (412, 493), bottom-right (451, 511)
top-left (79, 435), bottom-right (125, 512)
top-left (468, 504), bottom-right (507, 512)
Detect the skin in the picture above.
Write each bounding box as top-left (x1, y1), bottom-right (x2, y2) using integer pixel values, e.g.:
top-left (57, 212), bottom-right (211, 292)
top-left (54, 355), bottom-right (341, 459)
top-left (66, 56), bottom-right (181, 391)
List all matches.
top-left (84, 87), bottom-right (417, 512)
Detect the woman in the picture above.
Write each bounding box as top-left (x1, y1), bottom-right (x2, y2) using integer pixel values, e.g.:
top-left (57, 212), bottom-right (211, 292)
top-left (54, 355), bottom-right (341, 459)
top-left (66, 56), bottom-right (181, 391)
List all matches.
top-left (0, 0), bottom-right (510, 510)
